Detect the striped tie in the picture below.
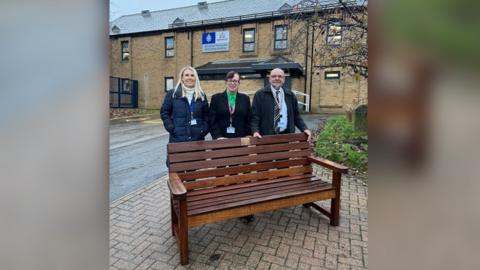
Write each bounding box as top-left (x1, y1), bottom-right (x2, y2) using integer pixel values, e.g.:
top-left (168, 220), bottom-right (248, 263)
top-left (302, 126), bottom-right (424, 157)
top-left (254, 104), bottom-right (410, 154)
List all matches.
top-left (274, 90), bottom-right (281, 134)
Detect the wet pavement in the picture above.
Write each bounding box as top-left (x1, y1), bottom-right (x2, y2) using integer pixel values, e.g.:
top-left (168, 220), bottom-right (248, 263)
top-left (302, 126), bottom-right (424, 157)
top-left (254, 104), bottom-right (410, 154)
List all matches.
top-left (109, 113), bottom-right (334, 201)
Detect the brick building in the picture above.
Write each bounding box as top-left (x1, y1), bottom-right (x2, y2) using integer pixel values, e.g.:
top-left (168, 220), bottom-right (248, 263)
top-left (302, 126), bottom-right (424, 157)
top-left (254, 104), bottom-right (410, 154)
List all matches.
top-left (109, 0), bottom-right (367, 113)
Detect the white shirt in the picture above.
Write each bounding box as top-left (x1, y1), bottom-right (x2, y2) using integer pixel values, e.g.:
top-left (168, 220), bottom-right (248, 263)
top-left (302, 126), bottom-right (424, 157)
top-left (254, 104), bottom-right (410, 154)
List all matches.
top-left (271, 85), bottom-right (288, 132)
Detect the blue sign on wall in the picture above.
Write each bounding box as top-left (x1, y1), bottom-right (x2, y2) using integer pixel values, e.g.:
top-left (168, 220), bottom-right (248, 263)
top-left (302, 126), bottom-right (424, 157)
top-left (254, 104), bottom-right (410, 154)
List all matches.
top-left (202, 32), bottom-right (216, 44)
top-left (202, 31), bottom-right (229, 52)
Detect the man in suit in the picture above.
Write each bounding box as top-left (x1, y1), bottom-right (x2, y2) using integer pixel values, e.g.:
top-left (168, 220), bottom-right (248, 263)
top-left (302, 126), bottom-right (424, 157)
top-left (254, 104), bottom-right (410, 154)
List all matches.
top-left (251, 68), bottom-right (312, 141)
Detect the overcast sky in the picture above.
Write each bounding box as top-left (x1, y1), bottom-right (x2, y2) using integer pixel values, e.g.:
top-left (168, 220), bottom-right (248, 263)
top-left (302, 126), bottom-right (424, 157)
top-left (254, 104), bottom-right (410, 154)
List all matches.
top-left (110, 0), bottom-right (226, 21)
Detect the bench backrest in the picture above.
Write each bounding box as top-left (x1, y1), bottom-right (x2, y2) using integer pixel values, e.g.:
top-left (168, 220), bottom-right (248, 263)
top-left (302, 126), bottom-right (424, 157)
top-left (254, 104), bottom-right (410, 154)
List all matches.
top-left (167, 133), bottom-right (312, 191)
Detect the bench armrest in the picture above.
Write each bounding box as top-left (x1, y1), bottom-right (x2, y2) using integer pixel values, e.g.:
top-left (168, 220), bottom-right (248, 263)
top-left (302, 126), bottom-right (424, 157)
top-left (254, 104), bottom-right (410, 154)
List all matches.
top-left (308, 155), bottom-right (349, 174)
top-left (168, 173), bottom-right (187, 199)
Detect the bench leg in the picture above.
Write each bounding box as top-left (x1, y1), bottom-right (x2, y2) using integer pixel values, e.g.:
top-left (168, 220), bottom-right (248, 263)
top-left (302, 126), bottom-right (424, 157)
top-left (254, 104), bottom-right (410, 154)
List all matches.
top-left (330, 172), bottom-right (341, 226)
top-left (330, 198), bottom-right (340, 226)
top-left (178, 198), bottom-right (189, 265)
top-left (170, 197), bottom-right (176, 236)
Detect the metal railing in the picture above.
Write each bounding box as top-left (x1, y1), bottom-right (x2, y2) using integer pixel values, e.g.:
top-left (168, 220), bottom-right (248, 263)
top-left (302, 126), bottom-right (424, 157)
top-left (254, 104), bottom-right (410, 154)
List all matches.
top-left (292, 90), bottom-right (310, 112)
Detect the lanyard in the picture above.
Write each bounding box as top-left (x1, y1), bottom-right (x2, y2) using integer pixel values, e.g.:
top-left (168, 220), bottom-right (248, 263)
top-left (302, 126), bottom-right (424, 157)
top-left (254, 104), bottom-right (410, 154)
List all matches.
top-left (228, 103), bottom-right (235, 126)
top-left (188, 98), bottom-right (195, 119)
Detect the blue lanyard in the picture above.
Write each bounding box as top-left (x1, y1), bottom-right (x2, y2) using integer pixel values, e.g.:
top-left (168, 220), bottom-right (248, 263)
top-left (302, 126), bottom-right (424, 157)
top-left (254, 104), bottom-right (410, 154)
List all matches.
top-left (188, 98), bottom-right (195, 118)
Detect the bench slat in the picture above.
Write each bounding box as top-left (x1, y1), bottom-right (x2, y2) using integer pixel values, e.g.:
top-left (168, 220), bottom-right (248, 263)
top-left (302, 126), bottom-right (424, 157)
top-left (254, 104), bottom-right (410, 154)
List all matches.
top-left (169, 141), bottom-right (310, 163)
top-left (169, 149), bottom-right (311, 172)
top-left (187, 175), bottom-right (319, 203)
top-left (178, 159), bottom-right (310, 181)
top-left (168, 133), bottom-right (307, 153)
top-left (184, 166), bottom-right (312, 190)
top-left (187, 173), bottom-right (315, 198)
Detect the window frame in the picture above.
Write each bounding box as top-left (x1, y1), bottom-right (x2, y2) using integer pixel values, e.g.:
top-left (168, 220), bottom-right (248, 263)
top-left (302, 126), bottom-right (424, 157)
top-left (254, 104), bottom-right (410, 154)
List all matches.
top-left (164, 76), bottom-right (174, 92)
top-left (274, 25), bottom-right (288, 50)
top-left (324, 71), bottom-right (341, 80)
top-left (165, 37), bottom-right (175, 57)
top-left (121, 40), bottom-right (129, 62)
top-left (242, 28), bottom-right (256, 53)
top-left (326, 21), bottom-right (342, 46)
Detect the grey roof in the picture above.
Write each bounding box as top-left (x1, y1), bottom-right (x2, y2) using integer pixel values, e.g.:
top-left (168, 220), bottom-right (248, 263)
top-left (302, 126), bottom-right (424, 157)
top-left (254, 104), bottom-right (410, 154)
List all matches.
top-left (109, 0), bottom-right (363, 36)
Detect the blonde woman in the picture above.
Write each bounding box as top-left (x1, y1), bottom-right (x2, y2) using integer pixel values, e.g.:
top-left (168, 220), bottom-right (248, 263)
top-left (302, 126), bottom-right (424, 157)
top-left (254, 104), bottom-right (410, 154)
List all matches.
top-left (161, 66), bottom-right (209, 143)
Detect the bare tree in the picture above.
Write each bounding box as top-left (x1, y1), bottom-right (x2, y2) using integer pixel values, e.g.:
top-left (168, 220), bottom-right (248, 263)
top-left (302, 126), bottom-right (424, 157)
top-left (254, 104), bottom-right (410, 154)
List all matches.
top-left (285, 0), bottom-right (368, 78)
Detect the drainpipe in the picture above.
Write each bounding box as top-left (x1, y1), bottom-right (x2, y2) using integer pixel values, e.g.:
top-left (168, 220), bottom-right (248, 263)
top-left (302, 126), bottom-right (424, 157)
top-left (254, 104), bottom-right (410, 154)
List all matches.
top-left (190, 31), bottom-right (194, 66)
top-left (308, 24), bottom-right (315, 112)
top-left (303, 21), bottom-right (309, 98)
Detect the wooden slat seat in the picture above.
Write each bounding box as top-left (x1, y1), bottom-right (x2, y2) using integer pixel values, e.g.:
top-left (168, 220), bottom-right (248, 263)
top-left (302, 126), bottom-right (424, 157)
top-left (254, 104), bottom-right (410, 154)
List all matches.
top-left (187, 175), bottom-right (333, 216)
top-left (166, 133), bottom-right (348, 265)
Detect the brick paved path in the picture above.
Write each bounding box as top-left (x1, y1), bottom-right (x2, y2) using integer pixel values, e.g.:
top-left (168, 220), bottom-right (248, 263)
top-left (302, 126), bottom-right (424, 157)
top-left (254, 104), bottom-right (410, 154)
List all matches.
top-left (110, 167), bottom-right (368, 270)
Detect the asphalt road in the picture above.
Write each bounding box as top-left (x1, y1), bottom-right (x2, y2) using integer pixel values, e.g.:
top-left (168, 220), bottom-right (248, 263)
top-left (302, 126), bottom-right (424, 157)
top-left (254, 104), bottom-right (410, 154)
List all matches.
top-left (109, 113), bottom-right (331, 201)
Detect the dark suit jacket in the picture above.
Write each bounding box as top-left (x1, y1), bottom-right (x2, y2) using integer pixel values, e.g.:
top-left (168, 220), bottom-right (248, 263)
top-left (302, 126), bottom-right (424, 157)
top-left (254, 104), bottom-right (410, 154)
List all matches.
top-left (251, 84), bottom-right (307, 135)
top-left (209, 91), bottom-right (251, 139)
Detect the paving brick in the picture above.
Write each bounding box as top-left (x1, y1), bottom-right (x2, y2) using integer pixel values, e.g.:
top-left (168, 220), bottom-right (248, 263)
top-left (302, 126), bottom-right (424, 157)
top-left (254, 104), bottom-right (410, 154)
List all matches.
top-left (290, 246), bottom-right (314, 257)
top-left (276, 243), bottom-right (290, 258)
top-left (113, 258), bottom-right (137, 270)
top-left (299, 255), bottom-right (324, 267)
top-left (304, 239), bottom-right (316, 250)
top-left (245, 250), bottom-right (262, 267)
top-left (253, 245), bottom-right (277, 256)
top-left (298, 262), bottom-right (312, 270)
top-left (313, 244), bottom-right (326, 259)
top-left (324, 253), bottom-right (338, 269)
top-left (256, 261), bottom-right (272, 270)
top-left (261, 253), bottom-right (286, 266)
top-left (338, 256), bottom-right (365, 267)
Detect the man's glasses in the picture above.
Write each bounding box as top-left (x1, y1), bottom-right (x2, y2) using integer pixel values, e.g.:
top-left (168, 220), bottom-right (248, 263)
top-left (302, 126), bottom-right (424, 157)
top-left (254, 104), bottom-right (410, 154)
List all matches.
top-left (227, 79), bottom-right (240, 84)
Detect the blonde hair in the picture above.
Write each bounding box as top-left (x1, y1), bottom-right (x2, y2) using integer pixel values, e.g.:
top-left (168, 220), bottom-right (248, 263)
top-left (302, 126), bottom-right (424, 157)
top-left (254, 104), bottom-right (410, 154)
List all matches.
top-left (173, 66), bottom-right (205, 101)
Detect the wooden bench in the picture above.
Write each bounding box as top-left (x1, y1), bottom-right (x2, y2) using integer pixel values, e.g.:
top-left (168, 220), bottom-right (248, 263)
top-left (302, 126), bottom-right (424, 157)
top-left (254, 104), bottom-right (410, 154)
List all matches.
top-left (167, 133), bottom-right (348, 265)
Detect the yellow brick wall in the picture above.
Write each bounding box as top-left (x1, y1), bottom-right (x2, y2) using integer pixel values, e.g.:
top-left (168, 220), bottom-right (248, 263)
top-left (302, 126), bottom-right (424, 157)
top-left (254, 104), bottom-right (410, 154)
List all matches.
top-left (309, 68), bottom-right (368, 114)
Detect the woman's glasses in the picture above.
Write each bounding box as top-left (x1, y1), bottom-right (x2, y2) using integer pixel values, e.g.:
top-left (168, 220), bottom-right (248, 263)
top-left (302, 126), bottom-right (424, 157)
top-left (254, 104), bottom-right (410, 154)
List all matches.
top-left (227, 79), bottom-right (240, 84)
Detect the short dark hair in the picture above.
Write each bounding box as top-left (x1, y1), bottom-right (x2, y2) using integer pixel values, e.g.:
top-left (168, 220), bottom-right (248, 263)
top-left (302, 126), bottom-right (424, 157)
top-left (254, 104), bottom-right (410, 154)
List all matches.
top-left (225, 71), bottom-right (240, 81)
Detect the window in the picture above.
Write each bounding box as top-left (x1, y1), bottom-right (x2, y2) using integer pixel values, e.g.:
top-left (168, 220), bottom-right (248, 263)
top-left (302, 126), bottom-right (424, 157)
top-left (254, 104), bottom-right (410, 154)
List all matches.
top-left (165, 77), bottom-right (174, 92)
top-left (121, 41), bottom-right (129, 61)
top-left (326, 22), bottom-right (342, 45)
top-left (243, 28), bottom-right (255, 52)
top-left (274, 25), bottom-right (288, 50)
top-left (165, 37), bottom-right (174, 57)
top-left (324, 71), bottom-right (341, 80)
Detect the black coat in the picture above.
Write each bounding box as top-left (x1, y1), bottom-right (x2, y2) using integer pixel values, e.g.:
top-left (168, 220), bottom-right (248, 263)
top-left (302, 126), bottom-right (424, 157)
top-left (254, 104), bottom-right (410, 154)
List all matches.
top-left (251, 84), bottom-right (307, 135)
top-left (160, 87), bottom-right (209, 143)
top-left (209, 91), bottom-right (251, 139)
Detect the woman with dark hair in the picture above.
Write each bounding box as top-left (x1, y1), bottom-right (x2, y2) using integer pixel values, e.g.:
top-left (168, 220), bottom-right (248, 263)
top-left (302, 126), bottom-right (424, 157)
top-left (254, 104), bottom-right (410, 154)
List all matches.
top-left (209, 71), bottom-right (254, 223)
top-left (209, 71), bottom-right (251, 140)
top-left (161, 66), bottom-right (209, 143)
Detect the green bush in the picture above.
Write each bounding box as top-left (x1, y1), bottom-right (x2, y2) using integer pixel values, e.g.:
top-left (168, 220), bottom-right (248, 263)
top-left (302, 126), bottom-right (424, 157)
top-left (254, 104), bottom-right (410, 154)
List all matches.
top-left (314, 116), bottom-right (367, 174)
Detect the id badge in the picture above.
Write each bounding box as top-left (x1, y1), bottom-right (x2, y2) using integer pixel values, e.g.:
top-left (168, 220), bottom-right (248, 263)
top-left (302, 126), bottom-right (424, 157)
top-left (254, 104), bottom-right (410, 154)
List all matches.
top-left (190, 119), bottom-right (198, 125)
top-left (226, 126), bottom-right (235, 134)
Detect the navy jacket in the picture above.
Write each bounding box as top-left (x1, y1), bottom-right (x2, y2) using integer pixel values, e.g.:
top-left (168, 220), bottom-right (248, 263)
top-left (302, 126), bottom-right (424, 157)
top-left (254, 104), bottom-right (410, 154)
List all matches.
top-left (160, 87), bottom-right (209, 143)
top-left (251, 84), bottom-right (307, 135)
top-left (209, 91), bottom-right (251, 139)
